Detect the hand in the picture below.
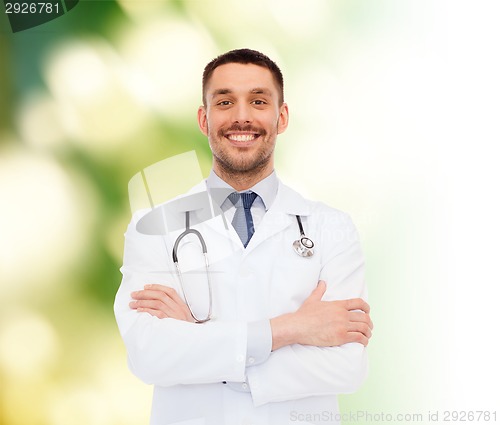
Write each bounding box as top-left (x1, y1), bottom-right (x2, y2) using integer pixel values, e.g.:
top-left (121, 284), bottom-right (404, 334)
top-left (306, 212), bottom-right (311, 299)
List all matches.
top-left (129, 284), bottom-right (194, 322)
top-left (271, 281), bottom-right (373, 350)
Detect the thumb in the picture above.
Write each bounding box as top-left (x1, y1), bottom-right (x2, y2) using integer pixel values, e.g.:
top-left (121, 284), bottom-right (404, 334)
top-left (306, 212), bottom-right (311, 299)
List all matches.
top-left (307, 280), bottom-right (327, 302)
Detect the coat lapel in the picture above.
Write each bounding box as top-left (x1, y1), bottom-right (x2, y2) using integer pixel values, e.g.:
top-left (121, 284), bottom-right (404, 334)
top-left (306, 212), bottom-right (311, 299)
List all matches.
top-left (244, 181), bottom-right (312, 255)
top-left (175, 179), bottom-right (314, 256)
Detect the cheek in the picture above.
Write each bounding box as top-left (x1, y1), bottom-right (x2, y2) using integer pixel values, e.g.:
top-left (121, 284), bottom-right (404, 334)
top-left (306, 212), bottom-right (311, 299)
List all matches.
top-left (206, 114), bottom-right (224, 132)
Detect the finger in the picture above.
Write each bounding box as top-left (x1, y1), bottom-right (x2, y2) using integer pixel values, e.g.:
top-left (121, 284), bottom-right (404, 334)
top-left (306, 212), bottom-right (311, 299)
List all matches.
top-left (144, 283), bottom-right (175, 294)
top-left (348, 311), bottom-right (374, 329)
top-left (132, 298), bottom-right (193, 322)
top-left (131, 289), bottom-right (166, 300)
top-left (157, 286), bottom-right (188, 307)
top-left (130, 299), bottom-right (167, 312)
top-left (348, 321), bottom-right (372, 339)
top-left (131, 289), bottom-right (161, 300)
top-left (132, 289), bottom-right (181, 308)
top-left (131, 284), bottom-right (175, 298)
top-left (306, 280), bottom-right (327, 302)
top-left (143, 284), bottom-right (188, 307)
top-left (131, 299), bottom-right (184, 318)
top-left (133, 287), bottom-right (191, 320)
top-left (345, 298), bottom-right (370, 314)
top-left (136, 307), bottom-right (168, 319)
top-left (347, 321), bottom-right (372, 338)
top-left (346, 331), bottom-right (369, 347)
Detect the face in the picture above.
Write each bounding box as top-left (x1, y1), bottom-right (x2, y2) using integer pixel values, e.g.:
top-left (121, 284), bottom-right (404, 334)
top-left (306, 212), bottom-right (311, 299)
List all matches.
top-left (198, 63), bottom-right (289, 178)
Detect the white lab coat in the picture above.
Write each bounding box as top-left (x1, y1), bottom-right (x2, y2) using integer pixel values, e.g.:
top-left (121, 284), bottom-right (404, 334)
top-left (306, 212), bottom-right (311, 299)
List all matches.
top-left (114, 180), bottom-right (368, 425)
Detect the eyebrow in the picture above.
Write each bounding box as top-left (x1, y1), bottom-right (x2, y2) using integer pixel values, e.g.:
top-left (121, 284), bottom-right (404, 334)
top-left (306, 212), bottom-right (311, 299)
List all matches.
top-left (211, 88), bottom-right (273, 97)
top-left (212, 88), bottom-right (232, 96)
top-left (250, 88), bottom-right (272, 96)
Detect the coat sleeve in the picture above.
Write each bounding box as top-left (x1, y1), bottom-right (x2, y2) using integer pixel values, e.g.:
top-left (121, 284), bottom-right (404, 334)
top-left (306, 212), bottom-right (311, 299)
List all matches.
top-left (246, 210), bottom-right (369, 407)
top-left (114, 214), bottom-right (248, 387)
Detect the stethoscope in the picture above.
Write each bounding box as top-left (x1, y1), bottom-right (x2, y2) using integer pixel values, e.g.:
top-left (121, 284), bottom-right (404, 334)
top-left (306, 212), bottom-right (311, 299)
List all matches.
top-left (172, 211), bottom-right (213, 323)
top-left (173, 212), bottom-right (314, 323)
top-left (293, 215), bottom-right (315, 258)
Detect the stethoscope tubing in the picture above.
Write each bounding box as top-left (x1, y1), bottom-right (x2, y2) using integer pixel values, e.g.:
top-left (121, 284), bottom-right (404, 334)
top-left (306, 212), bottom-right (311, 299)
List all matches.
top-left (173, 213), bottom-right (314, 323)
top-left (173, 211), bottom-right (212, 323)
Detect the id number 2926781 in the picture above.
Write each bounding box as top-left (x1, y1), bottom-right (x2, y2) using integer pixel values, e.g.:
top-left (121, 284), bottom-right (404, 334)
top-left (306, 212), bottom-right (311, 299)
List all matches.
top-left (5, 2), bottom-right (59, 14)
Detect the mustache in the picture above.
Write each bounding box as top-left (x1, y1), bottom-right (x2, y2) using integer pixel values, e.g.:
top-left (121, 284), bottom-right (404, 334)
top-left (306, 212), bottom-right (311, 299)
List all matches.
top-left (218, 124), bottom-right (267, 137)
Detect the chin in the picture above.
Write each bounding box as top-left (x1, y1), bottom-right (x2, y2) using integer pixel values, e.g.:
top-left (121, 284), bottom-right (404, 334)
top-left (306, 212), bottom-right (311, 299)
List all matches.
top-left (221, 156), bottom-right (270, 174)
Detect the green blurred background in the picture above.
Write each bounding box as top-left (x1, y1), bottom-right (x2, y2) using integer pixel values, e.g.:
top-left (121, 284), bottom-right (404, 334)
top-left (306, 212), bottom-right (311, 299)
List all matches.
top-left (1, 1), bottom-right (499, 424)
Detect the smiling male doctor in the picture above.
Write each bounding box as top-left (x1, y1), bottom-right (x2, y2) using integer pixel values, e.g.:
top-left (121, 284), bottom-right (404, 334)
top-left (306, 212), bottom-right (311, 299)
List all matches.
top-left (115, 49), bottom-right (373, 425)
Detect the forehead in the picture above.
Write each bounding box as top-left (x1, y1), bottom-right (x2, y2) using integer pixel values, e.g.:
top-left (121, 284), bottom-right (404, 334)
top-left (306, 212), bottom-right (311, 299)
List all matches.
top-left (206, 63), bottom-right (279, 97)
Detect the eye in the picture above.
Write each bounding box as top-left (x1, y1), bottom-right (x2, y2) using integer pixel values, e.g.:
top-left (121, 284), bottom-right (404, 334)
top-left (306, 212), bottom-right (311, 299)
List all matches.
top-left (216, 100), bottom-right (232, 106)
top-left (252, 100), bottom-right (266, 105)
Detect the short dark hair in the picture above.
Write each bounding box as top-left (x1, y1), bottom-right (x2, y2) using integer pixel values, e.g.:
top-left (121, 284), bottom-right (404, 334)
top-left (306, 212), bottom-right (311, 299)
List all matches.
top-left (202, 48), bottom-right (284, 105)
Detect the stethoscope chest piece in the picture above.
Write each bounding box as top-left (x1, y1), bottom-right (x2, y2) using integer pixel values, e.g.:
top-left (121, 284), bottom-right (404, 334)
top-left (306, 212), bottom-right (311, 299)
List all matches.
top-left (293, 215), bottom-right (314, 257)
top-left (293, 237), bottom-right (314, 257)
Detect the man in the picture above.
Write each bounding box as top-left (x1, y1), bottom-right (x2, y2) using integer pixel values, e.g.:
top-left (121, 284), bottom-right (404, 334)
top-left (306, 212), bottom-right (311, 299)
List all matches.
top-left (115, 49), bottom-right (373, 425)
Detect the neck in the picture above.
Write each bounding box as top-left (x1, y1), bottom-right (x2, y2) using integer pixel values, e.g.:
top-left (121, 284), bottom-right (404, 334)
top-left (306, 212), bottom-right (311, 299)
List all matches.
top-left (213, 163), bottom-right (273, 191)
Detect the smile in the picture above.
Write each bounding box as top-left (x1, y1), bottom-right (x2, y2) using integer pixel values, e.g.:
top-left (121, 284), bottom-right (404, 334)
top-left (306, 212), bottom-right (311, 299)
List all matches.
top-left (226, 133), bottom-right (260, 142)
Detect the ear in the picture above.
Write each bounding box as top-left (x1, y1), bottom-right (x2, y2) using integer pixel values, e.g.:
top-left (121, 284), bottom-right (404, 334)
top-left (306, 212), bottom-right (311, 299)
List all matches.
top-left (197, 105), bottom-right (209, 136)
top-left (277, 103), bottom-right (289, 135)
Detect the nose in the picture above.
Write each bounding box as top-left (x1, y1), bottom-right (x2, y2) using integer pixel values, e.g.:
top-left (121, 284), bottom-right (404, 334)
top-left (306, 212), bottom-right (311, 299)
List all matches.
top-left (231, 103), bottom-right (252, 124)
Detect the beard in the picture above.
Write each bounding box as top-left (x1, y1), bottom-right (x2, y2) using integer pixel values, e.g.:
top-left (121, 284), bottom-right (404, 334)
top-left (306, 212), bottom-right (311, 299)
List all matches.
top-left (208, 123), bottom-right (277, 176)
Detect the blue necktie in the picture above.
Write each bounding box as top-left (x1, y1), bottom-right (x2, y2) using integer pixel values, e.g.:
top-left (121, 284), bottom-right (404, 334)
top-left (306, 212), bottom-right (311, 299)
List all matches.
top-left (228, 191), bottom-right (258, 247)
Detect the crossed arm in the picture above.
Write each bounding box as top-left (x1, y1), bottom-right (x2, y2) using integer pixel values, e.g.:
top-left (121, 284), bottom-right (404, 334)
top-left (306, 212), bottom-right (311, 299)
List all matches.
top-left (129, 280), bottom-right (373, 351)
top-left (117, 209), bottom-right (373, 404)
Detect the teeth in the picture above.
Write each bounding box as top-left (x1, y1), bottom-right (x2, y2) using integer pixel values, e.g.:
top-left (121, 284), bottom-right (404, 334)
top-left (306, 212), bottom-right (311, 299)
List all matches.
top-left (228, 134), bottom-right (256, 142)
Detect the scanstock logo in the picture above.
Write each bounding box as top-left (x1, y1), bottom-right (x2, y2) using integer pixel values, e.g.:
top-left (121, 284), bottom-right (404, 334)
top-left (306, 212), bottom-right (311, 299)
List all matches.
top-left (3, 0), bottom-right (79, 33)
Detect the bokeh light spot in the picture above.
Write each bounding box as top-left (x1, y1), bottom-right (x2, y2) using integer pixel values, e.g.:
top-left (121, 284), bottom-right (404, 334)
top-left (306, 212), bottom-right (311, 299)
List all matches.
top-left (0, 311), bottom-right (59, 379)
top-left (0, 148), bottom-right (96, 296)
top-left (43, 39), bottom-right (149, 150)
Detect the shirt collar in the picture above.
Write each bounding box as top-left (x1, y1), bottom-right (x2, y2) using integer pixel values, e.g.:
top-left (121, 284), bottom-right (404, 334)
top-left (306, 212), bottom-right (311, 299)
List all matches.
top-left (206, 169), bottom-right (279, 211)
